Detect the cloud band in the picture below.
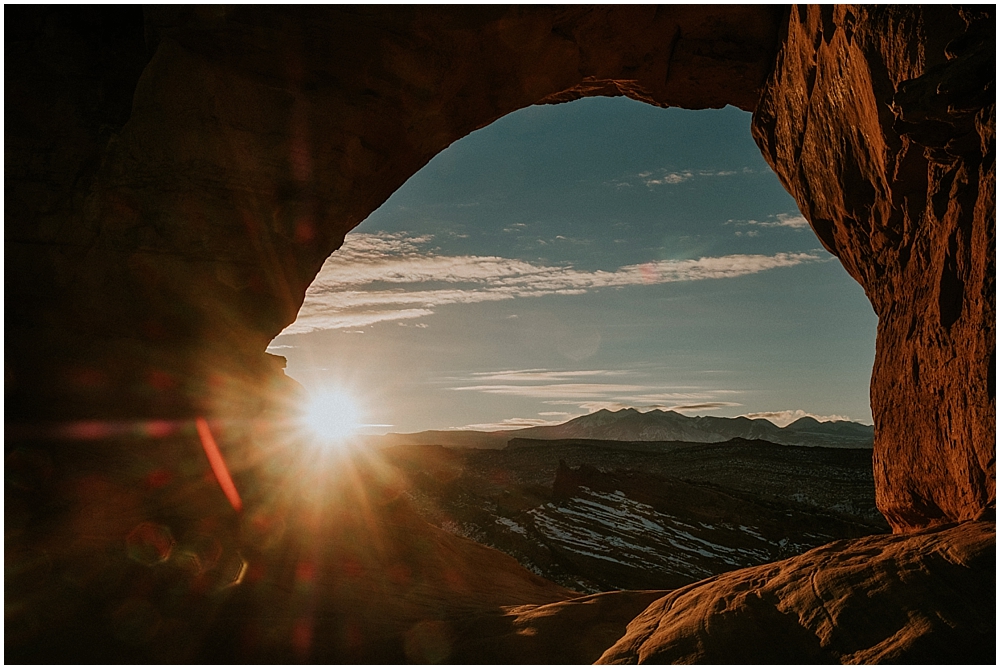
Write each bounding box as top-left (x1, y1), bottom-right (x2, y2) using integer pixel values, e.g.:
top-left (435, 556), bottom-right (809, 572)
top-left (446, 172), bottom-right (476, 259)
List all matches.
top-left (282, 233), bottom-right (824, 334)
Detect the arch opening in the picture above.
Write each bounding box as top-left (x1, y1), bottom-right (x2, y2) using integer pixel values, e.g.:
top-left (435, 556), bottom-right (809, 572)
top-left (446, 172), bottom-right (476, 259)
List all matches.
top-left (271, 97), bottom-right (877, 438)
top-left (262, 97), bottom-right (890, 596)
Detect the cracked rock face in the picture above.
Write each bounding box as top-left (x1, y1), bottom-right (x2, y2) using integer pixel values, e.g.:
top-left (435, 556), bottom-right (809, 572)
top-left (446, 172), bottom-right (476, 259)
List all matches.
top-left (751, 5), bottom-right (995, 531)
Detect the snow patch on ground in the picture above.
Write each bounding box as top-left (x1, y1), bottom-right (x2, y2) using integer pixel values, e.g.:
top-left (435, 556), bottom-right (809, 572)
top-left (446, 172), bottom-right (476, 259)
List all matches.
top-left (526, 487), bottom-right (774, 577)
top-left (495, 516), bottom-right (527, 535)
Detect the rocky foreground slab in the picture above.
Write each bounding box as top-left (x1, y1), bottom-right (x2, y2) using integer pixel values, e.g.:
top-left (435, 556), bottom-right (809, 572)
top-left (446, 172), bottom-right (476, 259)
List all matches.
top-left (596, 519), bottom-right (995, 664)
top-left (443, 519), bottom-right (995, 664)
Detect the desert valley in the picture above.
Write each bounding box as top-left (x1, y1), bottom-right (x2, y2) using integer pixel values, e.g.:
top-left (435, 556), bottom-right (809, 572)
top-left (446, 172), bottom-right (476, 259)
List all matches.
top-left (377, 410), bottom-right (887, 594)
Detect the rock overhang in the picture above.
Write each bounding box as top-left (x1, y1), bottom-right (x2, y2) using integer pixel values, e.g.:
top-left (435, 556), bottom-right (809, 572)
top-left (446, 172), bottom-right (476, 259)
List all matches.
top-left (3, 11), bottom-right (994, 660)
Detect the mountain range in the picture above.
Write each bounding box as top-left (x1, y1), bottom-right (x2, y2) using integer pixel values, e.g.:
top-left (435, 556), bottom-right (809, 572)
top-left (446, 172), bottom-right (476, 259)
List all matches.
top-left (370, 408), bottom-right (874, 450)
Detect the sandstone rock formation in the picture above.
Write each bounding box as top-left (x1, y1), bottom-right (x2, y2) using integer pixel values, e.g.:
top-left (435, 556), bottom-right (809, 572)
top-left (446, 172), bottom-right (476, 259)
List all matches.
top-left (5, 4), bottom-right (994, 664)
top-left (7, 4), bottom-right (990, 532)
top-left (450, 589), bottom-right (669, 664)
top-left (751, 4), bottom-right (995, 532)
top-left (597, 520), bottom-right (995, 664)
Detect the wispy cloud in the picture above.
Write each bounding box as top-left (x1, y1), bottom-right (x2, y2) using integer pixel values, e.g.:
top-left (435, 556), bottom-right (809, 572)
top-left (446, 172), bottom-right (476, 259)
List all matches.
top-left (670, 402), bottom-right (743, 411)
top-left (289, 308), bottom-right (434, 332)
top-left (641, 169), bottom-right (740, 186)
top-left (467, 369), bottom-right (632, 382)
top-left (449, 368), bottom-right (744, 418)
top-left (569, 400), bottom-right (743, 413)
top-left (454, 411), bottom-right (580, 431)
top-left (727, 213), bottom-right (810, 230)
top-left (282, 233), bottom-right (825, 334)
top-left (456, 416), bottom-right (569, 431)
top-left (739, 409), bottom-right (859, 427)
top-left (612, 167), bottom-right (752, 189)
top-left (448, 368), bottom-right (859, 431)
top-left (451, 383), bottom-right (651, 399)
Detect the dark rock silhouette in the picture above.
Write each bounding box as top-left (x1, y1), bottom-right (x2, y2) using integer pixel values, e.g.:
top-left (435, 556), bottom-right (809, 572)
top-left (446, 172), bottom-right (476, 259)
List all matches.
top-left (519, 408), bottom-right (875, 447)
top-left (369, 409), bottom-right (877, 450)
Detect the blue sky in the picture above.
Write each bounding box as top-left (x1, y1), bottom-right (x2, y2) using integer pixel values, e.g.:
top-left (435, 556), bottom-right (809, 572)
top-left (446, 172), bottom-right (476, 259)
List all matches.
top-left (269, 97), bottom-right (877, 433)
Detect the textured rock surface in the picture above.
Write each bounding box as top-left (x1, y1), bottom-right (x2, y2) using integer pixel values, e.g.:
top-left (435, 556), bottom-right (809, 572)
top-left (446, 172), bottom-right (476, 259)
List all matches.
top-left (450, 589), bottom-right (668, 664)
top-left (597, 520), bottom-right (996, 664)
top-left (751, 5), bottom-right (995, 531)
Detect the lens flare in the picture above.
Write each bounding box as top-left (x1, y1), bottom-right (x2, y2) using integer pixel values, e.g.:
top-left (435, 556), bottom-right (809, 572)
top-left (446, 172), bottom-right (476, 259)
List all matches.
top-left (302, 390), bottom-right (362, 443)
top-left (195, 417), bottom-right (243, 512)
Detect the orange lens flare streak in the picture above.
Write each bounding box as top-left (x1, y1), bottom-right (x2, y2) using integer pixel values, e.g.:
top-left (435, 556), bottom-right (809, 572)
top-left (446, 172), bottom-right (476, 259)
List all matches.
top-left (195, 417), bottom-right (243, 512)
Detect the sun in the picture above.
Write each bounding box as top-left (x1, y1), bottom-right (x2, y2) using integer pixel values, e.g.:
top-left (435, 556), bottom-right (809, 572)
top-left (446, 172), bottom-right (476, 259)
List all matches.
top-left (301, 389), bottom-right (363, 443)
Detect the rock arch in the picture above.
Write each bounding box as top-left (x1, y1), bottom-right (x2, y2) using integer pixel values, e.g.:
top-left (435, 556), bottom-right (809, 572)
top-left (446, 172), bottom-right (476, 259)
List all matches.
top-left (6, 5), bottom-right (995, 663)
top-left (8, 5), bottom-right (991, 532)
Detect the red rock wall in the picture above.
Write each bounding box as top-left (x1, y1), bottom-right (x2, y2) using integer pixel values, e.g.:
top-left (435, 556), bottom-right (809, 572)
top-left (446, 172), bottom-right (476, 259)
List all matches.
top-left (751, 6), bottom-right (995, 531)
